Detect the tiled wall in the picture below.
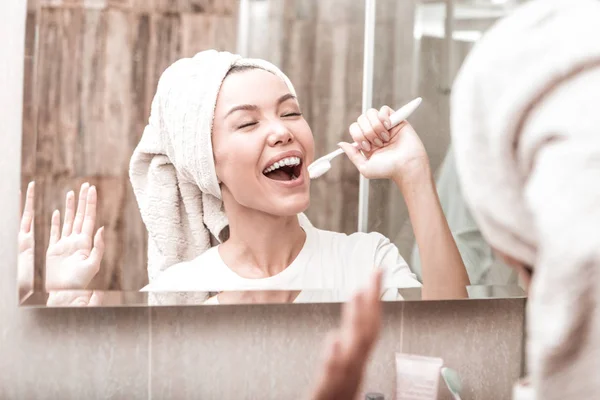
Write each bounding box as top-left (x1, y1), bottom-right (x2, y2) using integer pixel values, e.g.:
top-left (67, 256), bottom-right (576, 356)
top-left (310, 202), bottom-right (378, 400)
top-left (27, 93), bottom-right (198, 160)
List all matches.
top-left (1, 1), bottom-right (525, 399)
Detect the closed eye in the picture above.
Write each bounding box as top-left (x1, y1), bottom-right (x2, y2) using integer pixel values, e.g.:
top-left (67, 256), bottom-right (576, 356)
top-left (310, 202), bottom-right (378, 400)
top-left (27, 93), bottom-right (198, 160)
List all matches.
top-left (282, 112), bottom-right (302, 118)
top-left (238, 121), bottom-right (258, 129)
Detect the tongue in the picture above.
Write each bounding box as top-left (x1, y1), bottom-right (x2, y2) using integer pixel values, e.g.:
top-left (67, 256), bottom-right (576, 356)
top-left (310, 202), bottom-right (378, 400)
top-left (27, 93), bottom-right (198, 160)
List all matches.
top-left (265, 169), bottom-right (291, 181)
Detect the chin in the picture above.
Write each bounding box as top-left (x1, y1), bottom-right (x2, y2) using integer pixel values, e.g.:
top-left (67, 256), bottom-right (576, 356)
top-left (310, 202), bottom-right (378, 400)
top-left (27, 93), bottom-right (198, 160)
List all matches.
top-left (267, 196), bottom-right (310, 217)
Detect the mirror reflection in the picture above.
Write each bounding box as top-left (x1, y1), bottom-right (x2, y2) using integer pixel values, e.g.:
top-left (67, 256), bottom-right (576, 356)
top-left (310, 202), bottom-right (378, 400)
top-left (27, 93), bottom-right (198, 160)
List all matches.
top-left (367, 0), bottom-right (527, 288)
top-left (19, 0), bottom-right (526, 307)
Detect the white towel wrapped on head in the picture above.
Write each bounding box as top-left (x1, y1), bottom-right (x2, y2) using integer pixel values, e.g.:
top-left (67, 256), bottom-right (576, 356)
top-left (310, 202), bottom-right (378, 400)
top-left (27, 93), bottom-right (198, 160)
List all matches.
top-left (451, 1), bottom-right (600, 398)
top-left (129, 50), bottom-right (303, 301)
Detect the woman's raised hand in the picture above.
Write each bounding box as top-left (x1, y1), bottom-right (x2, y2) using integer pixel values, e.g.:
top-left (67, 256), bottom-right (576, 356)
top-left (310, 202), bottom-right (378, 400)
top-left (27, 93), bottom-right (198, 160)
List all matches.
top-left (309, 269), bottom-right (383, 400)
top-left (45, 182), bottom-right (105, 291)
top-left (18, 181), bottom-right (35, 294)
top-left (339, 106), bottom-right (430, 184)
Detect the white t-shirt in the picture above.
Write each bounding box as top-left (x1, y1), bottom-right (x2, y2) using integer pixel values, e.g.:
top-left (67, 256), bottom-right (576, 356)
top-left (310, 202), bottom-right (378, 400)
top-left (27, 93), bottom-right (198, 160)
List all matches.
top-left (142, 223), bottom-right (421, 302)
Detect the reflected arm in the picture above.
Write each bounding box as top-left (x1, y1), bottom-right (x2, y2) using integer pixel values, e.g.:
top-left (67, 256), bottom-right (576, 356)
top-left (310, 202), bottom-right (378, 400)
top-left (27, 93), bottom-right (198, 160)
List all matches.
top-left (395, 164), bottom-right (470, 300)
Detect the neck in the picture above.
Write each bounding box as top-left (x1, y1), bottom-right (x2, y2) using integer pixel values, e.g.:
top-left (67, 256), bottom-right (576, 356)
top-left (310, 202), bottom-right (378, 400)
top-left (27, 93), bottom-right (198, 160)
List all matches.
top-left (220, 200), bottom-right (306, 278)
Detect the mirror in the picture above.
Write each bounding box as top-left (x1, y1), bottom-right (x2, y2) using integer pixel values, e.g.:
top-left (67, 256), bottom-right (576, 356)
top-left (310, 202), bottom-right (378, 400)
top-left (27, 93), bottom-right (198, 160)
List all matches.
top-left (366, 0), bottom-right (529, 287)
top-left (19, 0), bottom-right (527, 307)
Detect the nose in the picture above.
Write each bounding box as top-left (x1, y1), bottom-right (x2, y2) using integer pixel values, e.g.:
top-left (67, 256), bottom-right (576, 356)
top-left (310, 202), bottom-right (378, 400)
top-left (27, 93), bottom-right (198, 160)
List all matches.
top-left (266, 120), bottom-right (294, 147)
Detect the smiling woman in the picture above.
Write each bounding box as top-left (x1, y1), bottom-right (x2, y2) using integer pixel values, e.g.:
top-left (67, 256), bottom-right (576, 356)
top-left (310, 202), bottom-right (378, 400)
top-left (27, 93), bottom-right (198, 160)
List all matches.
top-left (121, 49), bottom-right (470, 304)
top-left (213, 67), bottom-right (313, 217)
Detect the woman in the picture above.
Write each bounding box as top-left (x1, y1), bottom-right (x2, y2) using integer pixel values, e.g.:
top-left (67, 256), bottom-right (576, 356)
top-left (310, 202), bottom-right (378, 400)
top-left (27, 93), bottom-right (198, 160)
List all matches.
top-left (131, 50), bottom-right (470, 303)
top-left (449, 0), bottom-right (600, 398)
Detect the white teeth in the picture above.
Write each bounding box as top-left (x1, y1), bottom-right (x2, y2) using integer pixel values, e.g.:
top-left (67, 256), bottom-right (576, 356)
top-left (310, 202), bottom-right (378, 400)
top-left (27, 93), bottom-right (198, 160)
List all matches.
top-left (263, 156), bottom-right (301, 173)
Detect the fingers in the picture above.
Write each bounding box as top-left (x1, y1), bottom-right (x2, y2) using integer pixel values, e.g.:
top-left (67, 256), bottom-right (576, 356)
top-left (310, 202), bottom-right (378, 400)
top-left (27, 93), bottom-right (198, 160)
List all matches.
top-left (349, 122), bottom-right (371, 152)
top-left (366, 108), bottom-right (389, 143)
top-left (366, 268), bottom-right (384, 331)
top-left (81, 185), bottom-right (97, 238)
top-left (88, 291), bottom-right (104, 306)
top-left (338, 142), bottom-right (367, 173)
top-left (357, 114), bottom-right (382, 149)
top-left (359, 269), bottom-right (383, 332)
top-left (341, 269), bottom-right (384, 360)
top-left (311, 332), bottom-right (344, 400)
top-left (61, 190), bottom-right (75, 237)
top-left (381, 105), bottom-right (411, 139)
top-left (379, 105), bottom-right (393, 129)
top-left (368, 268), bottom-right (384, 304)
top-left (347, 292), bottom-right (372, 355)
top-left (20, 181), bottom-right (35, 233)
top-left (49, 209), bottom-right (61, 246)
top-left (351, 108), bottom-right (392, 153)
top-left (322, 331), bottom-right (343, 372)
top-left (86, 226), bottom-right (105, 272)
top-left (72, 182), bottom-right (90, 235)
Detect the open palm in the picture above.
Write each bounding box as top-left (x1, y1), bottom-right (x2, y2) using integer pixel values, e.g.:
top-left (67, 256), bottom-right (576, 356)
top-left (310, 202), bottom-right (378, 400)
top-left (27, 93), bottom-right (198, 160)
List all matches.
top-left (45, 182), bottom-right (105, 291)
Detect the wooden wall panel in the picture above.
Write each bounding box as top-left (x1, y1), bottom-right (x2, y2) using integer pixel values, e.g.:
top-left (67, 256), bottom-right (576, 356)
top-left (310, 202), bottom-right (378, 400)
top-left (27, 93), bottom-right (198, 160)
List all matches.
top-left (25, 1), bottom-right (238, 290)
top-left (21, 10), bottom-right (38, 180)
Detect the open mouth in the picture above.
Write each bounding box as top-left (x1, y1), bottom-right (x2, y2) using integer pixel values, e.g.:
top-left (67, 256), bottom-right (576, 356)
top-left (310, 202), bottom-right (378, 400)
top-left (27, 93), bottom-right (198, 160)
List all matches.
top-left (262, 156), bottom-right (303, 182)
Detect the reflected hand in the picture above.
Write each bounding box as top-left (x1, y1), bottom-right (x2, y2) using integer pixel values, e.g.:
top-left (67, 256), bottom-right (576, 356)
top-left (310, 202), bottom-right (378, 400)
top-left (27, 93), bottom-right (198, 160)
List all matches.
top-left (18, 181), bottom-right (35, 294)
top-left (47, 290), bottom-right (104, 307)
top-left (339, 106), bottom-right (430, 183)
top-left (310, 269), bottom-right (383, 400)
top-left (45, 182), bottom-right (105, 290)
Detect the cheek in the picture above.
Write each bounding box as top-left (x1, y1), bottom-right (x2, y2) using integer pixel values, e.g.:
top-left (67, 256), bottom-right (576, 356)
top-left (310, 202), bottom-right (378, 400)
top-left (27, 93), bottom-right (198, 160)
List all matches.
top-left (296, 123), bottom-right (315, 161)
top-left (215, 139), bottom-right (261, 183)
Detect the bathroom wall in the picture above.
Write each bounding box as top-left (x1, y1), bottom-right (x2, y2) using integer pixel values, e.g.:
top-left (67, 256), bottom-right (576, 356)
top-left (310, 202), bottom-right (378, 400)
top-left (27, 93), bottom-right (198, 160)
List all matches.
top-left (2, 1), bottom-right (525, 399)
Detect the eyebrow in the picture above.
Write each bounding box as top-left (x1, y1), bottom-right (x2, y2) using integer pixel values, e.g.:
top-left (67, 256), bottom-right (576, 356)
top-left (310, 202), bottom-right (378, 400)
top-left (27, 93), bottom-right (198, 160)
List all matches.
top-left (224, 93), bottom-right (297, 119)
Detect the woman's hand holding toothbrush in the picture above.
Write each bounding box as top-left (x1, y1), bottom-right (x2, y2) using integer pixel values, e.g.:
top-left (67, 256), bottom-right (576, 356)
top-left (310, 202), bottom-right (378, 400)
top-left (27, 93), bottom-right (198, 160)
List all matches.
top-left (341, 106), bottom-right (470, 300)
top-left (338, 105), bottom-right (431, 186)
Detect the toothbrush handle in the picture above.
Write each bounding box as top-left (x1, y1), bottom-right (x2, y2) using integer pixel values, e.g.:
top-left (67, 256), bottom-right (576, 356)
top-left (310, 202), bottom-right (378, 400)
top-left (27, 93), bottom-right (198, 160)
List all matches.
top-left (326, 147), bottom-right (345, 160)
top-left (389, 110), bottom-right (407, 128)
top-left (388, 97), bottom-right (422, 128)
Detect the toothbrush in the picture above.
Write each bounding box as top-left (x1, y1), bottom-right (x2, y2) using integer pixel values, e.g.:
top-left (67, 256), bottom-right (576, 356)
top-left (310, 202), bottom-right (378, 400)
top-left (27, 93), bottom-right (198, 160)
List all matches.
top-left (307, 97), bottom-right (423, 179)
top-left (441, 367), bottom-right (463, 400)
